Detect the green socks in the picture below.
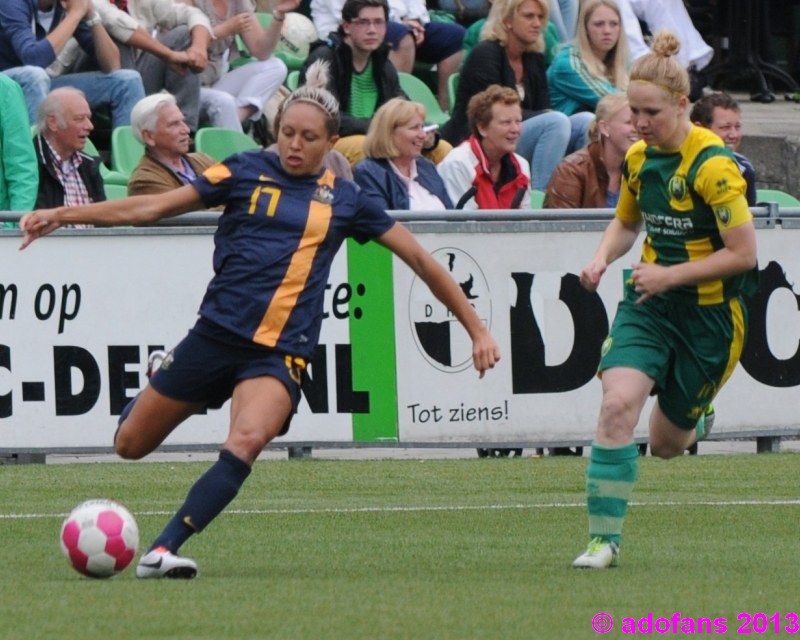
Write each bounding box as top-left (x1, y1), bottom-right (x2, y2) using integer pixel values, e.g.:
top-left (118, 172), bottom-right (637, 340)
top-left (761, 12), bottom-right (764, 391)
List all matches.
top-left (586, 442), bottom-right (639, 546)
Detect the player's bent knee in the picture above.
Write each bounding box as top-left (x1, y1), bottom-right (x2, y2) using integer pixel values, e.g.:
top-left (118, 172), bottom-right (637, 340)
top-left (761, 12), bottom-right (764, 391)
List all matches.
top-left (649, 441), bottom-right (684, 460)
top-left (113, 427), bottom-right (152, 460)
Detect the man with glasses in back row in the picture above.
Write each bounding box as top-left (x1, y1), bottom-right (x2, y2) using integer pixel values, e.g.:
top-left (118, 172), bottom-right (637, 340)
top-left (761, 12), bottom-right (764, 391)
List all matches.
top-left (301, 0), bottom-right (450, 167)
top-left (301, 0), bottom-right (404, 166)
top-left (311, 0), bottom-right (464, 113)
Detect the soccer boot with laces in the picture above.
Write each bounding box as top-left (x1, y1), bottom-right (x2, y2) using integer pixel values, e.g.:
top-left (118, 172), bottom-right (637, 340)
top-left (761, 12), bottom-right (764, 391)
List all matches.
top-left (136, 546), bottom-right (198, 579)
top-left (572, 537), bottom-right (619, 569)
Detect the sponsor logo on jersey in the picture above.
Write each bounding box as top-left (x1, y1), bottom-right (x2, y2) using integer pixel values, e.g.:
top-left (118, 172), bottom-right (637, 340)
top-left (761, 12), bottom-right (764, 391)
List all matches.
top-left (669, 175), bottom-right (688, 201)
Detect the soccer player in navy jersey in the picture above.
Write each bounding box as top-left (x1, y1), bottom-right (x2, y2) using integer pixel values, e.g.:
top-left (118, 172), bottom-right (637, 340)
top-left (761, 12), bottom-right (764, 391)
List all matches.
top-left (573, 31), bottom-right (757, 569)
top-left (20, 75), bottom-right (501, 579)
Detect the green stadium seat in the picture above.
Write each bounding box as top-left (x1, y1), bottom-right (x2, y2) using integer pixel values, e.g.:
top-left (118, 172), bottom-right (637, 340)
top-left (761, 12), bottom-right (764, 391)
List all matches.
top-left (447, 72), bottom-right (459, 113)
top-left (103, 183), bottom-right (129, 200)
top-left (398, 72), bottom-right (450, 126)
top-left (285, 70), bottom-right (300, 90)
top-left (755, 188), bottom-right (800, 207)
top-left (83, 136), bottom-right (128, 185)
top-left (530, 189), bottom-right (545, 208)
top-left (110, 126), bottom-right (145, 177)
top-left (195, 127), bottom-right (260, 162)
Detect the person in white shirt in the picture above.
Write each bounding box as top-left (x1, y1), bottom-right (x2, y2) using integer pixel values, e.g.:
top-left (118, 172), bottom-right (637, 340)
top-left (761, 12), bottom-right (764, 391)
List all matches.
top-left (60, 0), bottom-right (213, 131)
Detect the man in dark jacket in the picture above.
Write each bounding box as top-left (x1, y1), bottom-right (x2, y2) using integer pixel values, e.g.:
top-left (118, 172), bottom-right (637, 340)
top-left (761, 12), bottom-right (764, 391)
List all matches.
top-left (300, 0), bottom-right (404, 166)
top-left (34, 87), bottom-right (105, 213)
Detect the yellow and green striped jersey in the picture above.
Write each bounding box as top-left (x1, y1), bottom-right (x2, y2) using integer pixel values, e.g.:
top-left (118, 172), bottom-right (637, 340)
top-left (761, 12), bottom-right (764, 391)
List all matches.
top-left (618, 125), bottom-right (757, 305)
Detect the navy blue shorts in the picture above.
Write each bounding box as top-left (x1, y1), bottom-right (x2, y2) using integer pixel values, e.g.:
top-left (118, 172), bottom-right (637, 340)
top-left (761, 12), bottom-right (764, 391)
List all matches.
top-left (149, 321), bottom-right (306, 435)
top-left (385, 20), bottom-right (465, 63)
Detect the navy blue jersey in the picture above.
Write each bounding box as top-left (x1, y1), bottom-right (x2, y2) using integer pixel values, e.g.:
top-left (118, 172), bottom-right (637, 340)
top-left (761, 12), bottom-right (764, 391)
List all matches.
top-left (192, 150), bottom-right (395, 358)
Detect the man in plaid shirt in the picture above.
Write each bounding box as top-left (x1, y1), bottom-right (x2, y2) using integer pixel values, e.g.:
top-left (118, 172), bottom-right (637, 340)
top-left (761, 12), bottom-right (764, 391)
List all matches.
top-left (34, 87), bottom-right (105, 226)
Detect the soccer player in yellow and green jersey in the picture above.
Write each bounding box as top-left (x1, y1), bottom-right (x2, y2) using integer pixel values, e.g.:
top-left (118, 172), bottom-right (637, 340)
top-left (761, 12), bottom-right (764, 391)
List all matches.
top-left (574, 30), bottom-right (758, 569)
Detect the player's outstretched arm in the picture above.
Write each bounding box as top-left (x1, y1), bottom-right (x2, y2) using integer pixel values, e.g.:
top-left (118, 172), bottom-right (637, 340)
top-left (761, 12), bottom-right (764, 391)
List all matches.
top-left (377, 223), bottom-right (501, 378)
top-left (20, 185), bottom-right (203, 249)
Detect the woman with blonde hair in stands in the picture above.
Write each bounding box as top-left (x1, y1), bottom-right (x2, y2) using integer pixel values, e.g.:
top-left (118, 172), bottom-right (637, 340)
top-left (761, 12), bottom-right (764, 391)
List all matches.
top-left (545, 92), bottom-right (638, 208)
top-left (353, 98), bottom-right (452, 211)
top-left (547, 0), bottom-right (629, 116)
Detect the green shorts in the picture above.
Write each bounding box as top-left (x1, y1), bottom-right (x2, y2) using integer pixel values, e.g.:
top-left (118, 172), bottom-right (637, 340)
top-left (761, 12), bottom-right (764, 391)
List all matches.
top-left (599, 284), bottom-right (749, 430)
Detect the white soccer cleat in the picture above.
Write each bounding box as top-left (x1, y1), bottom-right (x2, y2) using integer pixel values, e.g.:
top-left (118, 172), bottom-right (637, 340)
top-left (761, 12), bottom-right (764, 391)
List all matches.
top-left (136, 546), bottom-right (198, 579)
top-left (572, 537), bottom-right (619, 569)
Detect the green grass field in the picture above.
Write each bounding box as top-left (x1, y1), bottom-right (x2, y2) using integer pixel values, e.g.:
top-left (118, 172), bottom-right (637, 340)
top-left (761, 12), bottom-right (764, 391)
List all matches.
top-left (1, 453), bottom-right (799, 639)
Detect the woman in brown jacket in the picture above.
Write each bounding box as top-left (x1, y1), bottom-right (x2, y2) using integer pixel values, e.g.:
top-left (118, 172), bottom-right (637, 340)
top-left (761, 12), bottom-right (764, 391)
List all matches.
top-left (544, 92), bottom-right (637, 209)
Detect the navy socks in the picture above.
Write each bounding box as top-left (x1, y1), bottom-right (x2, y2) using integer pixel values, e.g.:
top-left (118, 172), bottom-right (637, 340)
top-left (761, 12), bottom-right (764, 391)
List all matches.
top-left (150, 449), bottom-right (252, 553)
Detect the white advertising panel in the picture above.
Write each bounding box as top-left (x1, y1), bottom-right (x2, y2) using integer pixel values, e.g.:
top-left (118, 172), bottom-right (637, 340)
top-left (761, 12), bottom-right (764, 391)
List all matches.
top-left (2, 222), bottom-right (799, 451)
top-left (394, 226), bottom-right (800, 443)
top-left (0, 230), bottom-right (354, 449)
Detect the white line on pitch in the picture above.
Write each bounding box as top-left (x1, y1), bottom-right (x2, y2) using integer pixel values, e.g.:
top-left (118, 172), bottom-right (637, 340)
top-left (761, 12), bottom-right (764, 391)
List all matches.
top-left (4, 499), bottom-right (800, 520)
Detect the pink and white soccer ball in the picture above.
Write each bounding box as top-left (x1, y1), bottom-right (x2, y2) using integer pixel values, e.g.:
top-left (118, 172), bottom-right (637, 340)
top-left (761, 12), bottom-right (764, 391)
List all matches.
top-left (59, 499), bottom-right (139, 578)
top-left (277, 13), bottom-right (317, 60)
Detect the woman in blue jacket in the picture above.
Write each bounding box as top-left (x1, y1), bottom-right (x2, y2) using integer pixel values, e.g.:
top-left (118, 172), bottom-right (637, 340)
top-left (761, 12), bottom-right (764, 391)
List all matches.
top-left (353, 98), bottom-right (452, 211)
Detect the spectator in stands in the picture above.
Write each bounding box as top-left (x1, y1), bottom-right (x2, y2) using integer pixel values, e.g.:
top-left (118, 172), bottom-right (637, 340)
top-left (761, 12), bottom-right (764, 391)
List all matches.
top-left (0, 74), bottom-right (38, 227)
top-left (548, 0), bottom-right (577, 42)
top-left (182, 0), bottom-right (297, 132)
top-left (440, 0), bottom-right (593, 191)
top-left (353, 98), bottom-right (452, 211)
top-left (0, 0), bottom-right (144, 127)
top-left (302, 0), bottom-right (451, 166)
top-left (690, 92), bottom-right (756, 206)
top-left (545, 92), bottom-right (637, 209)
top-left (34, 87), bottom-right (105, 215)
top-left (381, 0), bottom-right (464, 113)
top-left (127, 93), bottom-right (216, 197)
top-left (616, 0), bottom-right (713, 97)
top-left (547, 0), bottom-right (629, 117)
top-left (74, 0), bottom-right (213, 132)
top-left (310, 0), bottom-right (465, 112)
top-left (438, 85), bottom-right (530, 210)
top-left (462, 5), bottom-right (560, 64)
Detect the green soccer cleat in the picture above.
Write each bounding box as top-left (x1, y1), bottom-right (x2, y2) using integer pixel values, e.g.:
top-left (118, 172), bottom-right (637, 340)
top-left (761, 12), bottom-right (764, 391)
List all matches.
top-left (572, 537), bottom-right (619, 569)
top-left (695, 404), bottom-right (715, 442)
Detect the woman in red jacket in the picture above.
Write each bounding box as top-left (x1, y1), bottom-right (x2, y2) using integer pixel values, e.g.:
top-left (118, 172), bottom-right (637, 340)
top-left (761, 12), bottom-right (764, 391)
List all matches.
top-left (437, 85), bottom-right (531, 210)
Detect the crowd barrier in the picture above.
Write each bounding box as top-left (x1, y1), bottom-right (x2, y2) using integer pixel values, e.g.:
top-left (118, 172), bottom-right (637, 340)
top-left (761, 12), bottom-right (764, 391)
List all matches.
top-left (2, 204), bottom-right (800, 460)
